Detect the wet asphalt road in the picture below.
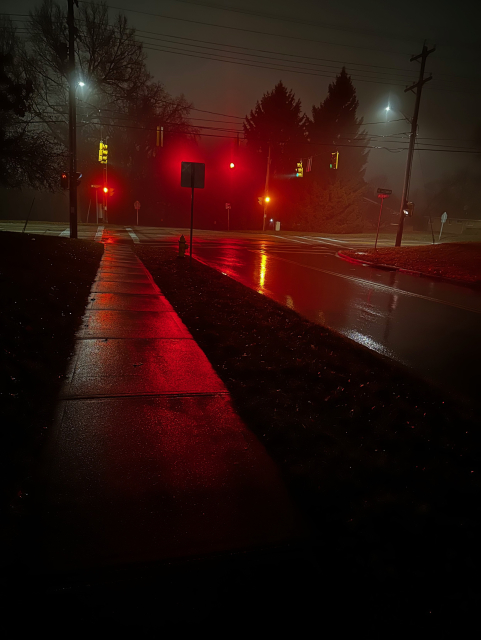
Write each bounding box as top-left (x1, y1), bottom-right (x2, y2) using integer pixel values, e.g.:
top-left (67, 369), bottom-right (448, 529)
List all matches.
top-left (136, 230), bottom-right (481, 404)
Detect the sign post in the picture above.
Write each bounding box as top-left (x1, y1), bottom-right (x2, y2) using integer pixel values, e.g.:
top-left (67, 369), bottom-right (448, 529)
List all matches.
top-left (225, 202), bottom-right (231, 231)
top-left (91, 185), bottom-right (101, 223)
top-left (375, 188), bottom-right (392, 249)
top-left (439, 211), bottom-right (447, 241)
top-left (134, 200), bottom-right (141, 226)
top-left (181, 162), bottom-right (205, 262)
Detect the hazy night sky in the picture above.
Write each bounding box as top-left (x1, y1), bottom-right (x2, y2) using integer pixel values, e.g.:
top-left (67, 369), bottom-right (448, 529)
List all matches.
top-left (4, 0), bottom-right (481, 206)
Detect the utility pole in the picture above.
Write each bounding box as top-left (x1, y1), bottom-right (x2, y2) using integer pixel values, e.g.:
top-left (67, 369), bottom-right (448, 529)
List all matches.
top-left (67, 0), bottom-right (78, 239)
top-left (395, 42), bottom-right (435, 247)
top-left (262, 143), bottom-right (271, 231)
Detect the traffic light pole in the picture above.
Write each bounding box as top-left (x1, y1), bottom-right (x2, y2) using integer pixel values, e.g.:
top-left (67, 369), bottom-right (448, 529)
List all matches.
top-left (67, 0), bottom-right (78, 239)
top-left (263, 144), bottom-right (271, 231)
top-left (395, 43), bottom-right (435, 247)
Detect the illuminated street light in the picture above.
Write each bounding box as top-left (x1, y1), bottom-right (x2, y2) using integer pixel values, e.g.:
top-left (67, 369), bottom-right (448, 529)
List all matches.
top-left (78, 81), bottom-right (85, 87)
top-left (385, 104), bottom-right (411, 124)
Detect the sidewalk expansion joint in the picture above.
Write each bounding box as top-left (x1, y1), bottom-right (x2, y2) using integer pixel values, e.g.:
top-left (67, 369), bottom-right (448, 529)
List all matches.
top-left (74, 336), bottom-right (194, 341)
top-left (59, 390), bottom-right (230, 401)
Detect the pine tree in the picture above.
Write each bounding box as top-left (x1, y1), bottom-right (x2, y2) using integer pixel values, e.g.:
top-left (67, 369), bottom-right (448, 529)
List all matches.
top-left (243, 81), bottom-right (308, 175)
top-left (309, 67), bottom-right (369, 185)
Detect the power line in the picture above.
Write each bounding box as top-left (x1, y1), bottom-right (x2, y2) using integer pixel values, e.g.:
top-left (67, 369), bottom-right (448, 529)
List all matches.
top-left (8, 12), bottom-right (481, 87)
top-left (23, 116), bottom-right (481, 153)
top-left (137, 35), bottom-right (417, 82)
top-left (11, 15), bottom-right (480, 93)
top-left (140, 42), bottom-right (408, 87)
top-left (96, 3), bottom-right (414, 58)
top-left (166, 0), bottom-right (421, 45)
top-left (75, 98), bottom-right (245, 121)
top-left (134, 28), bottom-right (418, 77)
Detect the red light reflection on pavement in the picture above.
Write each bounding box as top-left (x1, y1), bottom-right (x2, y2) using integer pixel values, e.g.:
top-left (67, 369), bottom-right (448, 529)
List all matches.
top-left (35, 239), bottom-right (305, 571)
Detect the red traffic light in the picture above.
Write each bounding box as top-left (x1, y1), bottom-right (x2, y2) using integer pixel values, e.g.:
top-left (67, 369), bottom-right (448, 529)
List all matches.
top-left (60, 172), bottom-right (68, 189)
top-left (229, 162), bottom-right (235, 169)
top-left (103, 186), bottom-right (108, 194)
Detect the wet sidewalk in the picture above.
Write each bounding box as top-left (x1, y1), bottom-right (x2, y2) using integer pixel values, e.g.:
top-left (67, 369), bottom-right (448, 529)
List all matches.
top-left (34, 241), bottom-right (303, 573)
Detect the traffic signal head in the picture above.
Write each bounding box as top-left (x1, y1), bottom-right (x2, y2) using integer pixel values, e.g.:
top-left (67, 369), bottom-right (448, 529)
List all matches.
top-left (103, 186), bottom-right (108, 194)
top-left (99, 141), bottom-right (108, 164)
top-left (265, 196), bottom-right (270, 203)
top-left (229, 162), bottom-right (235, 169)
top-left (330, 151), bottom-right (339, 169)
top-left (296, 161), bottom-right (303, 177)
top-left (61, 171), bottom-right (69, 189)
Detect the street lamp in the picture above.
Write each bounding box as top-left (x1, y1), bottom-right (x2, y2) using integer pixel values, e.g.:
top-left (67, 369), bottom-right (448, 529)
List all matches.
top-left (385, 104), bottom-right (412, 125)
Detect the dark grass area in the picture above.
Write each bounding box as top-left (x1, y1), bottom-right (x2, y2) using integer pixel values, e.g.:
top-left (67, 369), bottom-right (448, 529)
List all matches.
top-left (134, 245), bottom-right (481, 628)
top-left (342, 242), bottom-right (481, 284)
top-left (0, 232), bottom-right (103, 524)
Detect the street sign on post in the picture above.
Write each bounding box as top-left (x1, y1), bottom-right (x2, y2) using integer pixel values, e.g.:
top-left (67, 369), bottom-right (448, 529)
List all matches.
top-left (375, 188), bottom-right (391, 250)
top-left (439, 211), bottom-right (448, 241)
top-left (181, 162), bottom-right (205, 261)
top-left (134, 200), bottom-right (140, 226)
top-left (225, 203), bottom-right (231, 231)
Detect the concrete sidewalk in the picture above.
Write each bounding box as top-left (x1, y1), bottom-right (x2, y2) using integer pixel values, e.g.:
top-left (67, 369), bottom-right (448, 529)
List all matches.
top-left (34, 240), bottom-right (303, 573)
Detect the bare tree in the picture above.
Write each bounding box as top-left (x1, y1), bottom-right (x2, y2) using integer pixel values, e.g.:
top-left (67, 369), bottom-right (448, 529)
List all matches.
top-left (0, 15), bottom-right (63, 189)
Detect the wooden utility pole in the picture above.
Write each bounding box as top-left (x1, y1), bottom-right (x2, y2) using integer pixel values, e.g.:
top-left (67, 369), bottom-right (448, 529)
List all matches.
top-left (67, 0), bottom-right (78, 238)
top-left (395, 43), bottom-right (435, 247)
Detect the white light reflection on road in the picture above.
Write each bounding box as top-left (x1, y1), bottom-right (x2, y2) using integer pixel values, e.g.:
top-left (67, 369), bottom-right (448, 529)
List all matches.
top-left (344, 329), bottom-right (407, 364)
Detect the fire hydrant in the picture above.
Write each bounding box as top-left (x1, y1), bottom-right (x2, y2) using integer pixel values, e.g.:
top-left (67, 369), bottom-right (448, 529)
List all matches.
top-left (178, 234), bottom-right (187, 258)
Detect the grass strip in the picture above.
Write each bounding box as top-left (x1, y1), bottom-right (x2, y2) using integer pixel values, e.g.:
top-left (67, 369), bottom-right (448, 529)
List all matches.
top-left (341, 242), bottom-right (481, 284)
top-left (0, 232), bottom-right (103, 520)
top-left (135, 244), bottom-right (480, 620)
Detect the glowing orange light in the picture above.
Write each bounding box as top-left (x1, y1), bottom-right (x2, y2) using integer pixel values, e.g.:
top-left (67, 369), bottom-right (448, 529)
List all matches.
top-left (265, 196), bottom-right (270, 203)
top-left (103, 187), bottom-right (108, 193)
top-left (229, 162), bottom-right (235, 169)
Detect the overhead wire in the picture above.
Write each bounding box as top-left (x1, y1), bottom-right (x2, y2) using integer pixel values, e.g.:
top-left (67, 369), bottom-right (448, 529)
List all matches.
top-left (8, 14), bottom-right (479, 92)
top-left (134, 28), bottom-right (419, 77)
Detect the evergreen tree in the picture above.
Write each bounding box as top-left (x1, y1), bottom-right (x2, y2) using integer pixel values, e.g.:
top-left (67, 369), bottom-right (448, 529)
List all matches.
top-left (295, 179), bottom-right (366, 233)
top-left (289, 68), bottom-right (369, 232)
top-left (243, 81), bottom-right (309, 175)
top-left (309, 67), bottom-right (369, 185)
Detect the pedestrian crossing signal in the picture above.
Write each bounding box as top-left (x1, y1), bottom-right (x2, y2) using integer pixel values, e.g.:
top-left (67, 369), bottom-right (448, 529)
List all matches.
top-left (330, 151), bottom-right (339, 169)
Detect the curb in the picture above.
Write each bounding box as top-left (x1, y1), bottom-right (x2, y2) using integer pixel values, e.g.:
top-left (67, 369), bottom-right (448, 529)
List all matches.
top-left (336, 250), bottom-right (480, 287)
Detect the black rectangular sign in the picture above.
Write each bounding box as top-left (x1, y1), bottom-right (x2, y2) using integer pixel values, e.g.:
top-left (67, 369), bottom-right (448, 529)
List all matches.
top-left (181, 162), bottom-right (205, 189)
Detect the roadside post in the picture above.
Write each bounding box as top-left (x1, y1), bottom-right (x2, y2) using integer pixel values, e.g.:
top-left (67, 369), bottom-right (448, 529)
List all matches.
top-left (375, 188), bottom-right (392, 249)
top-left (134, 200), bottom-right (141, 226)
top-left (225, 202), bottom-right (231, 231)
top-left (91, 185), bottom-right (100, 223)
top-left (181, 161), bottom-right (205, 263)
top-left (439, 211), bottom-right (447, 241)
